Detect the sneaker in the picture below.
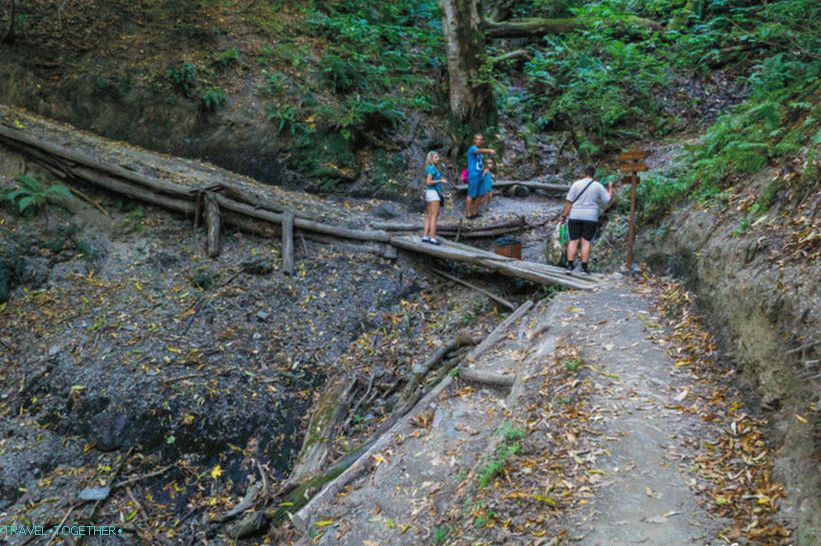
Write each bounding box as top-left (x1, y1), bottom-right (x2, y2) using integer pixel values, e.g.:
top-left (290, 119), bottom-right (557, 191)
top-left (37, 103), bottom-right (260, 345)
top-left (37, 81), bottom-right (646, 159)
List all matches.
top-left (429, 238), bottom-right (442, 246)
top-left (582, 263), bottom-right (591, 275)
top-left (422, 236), bottom-right (431, 243)
top-left (565, 261), bottom-right (574, 275)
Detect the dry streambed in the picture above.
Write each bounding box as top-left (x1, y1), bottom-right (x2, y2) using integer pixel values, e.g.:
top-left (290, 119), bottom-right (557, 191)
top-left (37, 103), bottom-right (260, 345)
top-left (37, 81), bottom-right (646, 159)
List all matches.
top-left (0, 175), bottom-right (523, 544)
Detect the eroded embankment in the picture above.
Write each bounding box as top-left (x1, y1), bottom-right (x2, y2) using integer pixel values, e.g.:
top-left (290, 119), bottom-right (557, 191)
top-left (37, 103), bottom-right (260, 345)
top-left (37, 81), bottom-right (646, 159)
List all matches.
top-left (641, 166), bottom-right (820, 543)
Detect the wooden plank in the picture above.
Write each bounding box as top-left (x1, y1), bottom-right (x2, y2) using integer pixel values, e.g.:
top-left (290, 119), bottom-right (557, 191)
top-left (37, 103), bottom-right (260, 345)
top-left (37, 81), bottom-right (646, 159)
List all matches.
top-left (618, 163), bottom-right (648, 173)
top-left (617, 149), bottom-right (648, 161)
top-left (282, 210), bottom-right (295, 276)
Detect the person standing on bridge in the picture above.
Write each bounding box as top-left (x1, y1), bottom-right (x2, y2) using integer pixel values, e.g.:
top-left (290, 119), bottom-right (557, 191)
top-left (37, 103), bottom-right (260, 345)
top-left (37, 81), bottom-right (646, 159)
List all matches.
top-left (478, 157), bottom-right (495, 214)
top-left (422, 151), bottom-right (447, 245)
top-left (466, 134), bottom-right (495, 219)
top-left (561, 165), bottom-right (613, 275)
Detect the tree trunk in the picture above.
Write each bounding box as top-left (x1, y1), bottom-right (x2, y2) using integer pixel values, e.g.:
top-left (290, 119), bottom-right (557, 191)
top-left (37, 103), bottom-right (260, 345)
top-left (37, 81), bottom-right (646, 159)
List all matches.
top-left (437, 0), bottom-right (494, 125)
top-left (1, 0), bottom-right (15, 44)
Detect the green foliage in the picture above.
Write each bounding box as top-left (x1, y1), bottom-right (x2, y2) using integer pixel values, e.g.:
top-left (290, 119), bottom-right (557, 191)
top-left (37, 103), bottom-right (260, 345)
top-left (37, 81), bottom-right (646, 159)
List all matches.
top-left (75, 240), bottom-right (100, 261)
top-left (432, 525), bottom-right (450, 544)
top-left (267, 104), bottom-right (314, 141)
top-left (43, 223), bottom-right (80, 254)
top-left (523, 32), bottom-right (667, 150)
top-left (191, 268), bottom-right (218, 290)
top-left (477, 441), bottom-right (521, 488)
top-left (2, 174), bottom-right (71, 215)
top-left (563, 358), bottom-right (582, 372)
top-left (200, 87), bottom-right (227, 111)
top-left (214, 47), bottom-right (240, 69)
top-left (168, 63), bottom-right (197, 95)
top-left (496, 420), bottom-right (525, 442)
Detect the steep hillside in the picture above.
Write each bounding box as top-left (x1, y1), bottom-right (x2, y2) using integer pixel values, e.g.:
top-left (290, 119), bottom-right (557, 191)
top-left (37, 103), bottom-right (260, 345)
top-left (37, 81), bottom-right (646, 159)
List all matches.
top-left (0, 0), bottom-right (446, 198)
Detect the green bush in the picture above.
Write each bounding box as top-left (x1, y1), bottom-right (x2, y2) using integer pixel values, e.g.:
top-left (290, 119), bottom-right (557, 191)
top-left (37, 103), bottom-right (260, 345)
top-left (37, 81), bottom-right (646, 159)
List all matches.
top-left (168, 63), bottom-right (197, 95)
top-left (201, 87), bottom-right (227, 111)
top-left (432, 525), bottom-right (450, 544)
top-left (2, 174), bottom-right (72, 215)
top-left (214, 47), bottom-right (240, 69)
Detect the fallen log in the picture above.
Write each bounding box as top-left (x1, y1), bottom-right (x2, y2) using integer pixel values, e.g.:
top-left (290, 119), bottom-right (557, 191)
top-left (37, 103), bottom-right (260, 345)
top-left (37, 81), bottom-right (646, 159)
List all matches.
top-left (458, 368), bottom-right (515, 386)
top-left (0, 123), bottom-right (198, 196)
top-left (279, 374), bottom-right (358, 494)
top-left (396, 333), bottom-right (476, 408)
top-left (214, 194), bottom-right (391, 244)
top-left (70, 165), bottom-right (195, 215)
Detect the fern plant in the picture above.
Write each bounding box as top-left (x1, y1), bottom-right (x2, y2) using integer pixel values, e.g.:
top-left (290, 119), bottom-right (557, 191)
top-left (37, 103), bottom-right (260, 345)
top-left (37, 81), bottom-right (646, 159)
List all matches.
top-left (200, 88), bottom-right (227, 111)
top-left (3, 174), bottom-right (71, 214)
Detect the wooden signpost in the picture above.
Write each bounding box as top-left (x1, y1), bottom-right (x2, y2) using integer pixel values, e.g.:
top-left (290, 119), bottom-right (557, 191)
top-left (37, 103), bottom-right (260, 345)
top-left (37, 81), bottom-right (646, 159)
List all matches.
top-left (617, 149), bottom-right (648, 271)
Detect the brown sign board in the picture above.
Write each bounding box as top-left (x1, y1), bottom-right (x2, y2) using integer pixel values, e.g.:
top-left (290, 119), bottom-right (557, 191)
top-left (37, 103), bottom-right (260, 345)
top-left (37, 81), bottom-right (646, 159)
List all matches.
top-left (618, 162), bottom-right (648, 173)
top-left (617, 149), bottom-right (648, 161)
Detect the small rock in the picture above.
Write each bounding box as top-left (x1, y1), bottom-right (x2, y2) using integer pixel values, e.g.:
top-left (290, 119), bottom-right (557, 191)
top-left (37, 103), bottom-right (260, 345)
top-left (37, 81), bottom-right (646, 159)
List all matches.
top-left (256, 311), bottom-right (270, 321)
top-left (78, 485), bottom-right (111, 501)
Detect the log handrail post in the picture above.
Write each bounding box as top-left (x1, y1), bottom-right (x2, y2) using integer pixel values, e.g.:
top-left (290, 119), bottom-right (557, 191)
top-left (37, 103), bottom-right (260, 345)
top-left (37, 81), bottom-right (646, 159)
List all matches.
top-left (204, 192), bottom-right (221, 258)
top-left (282, 210), bottom-right (295, 275)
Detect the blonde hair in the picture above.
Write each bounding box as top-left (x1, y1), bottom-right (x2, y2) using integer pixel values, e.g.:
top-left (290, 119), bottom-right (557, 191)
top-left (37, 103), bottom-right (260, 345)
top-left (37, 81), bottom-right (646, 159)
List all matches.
top-left (425, 151), bottom-right (438, 166)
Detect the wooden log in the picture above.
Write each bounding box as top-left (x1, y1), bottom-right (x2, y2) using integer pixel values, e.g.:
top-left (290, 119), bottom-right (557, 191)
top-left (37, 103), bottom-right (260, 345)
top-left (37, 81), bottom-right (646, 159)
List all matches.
top-left (279, 374), bottom-right (357, 494)
top-left (281, 211), bottom-right (294, 275)
top-left (214, 194), bottom-right (391, 244)
top-left (396, 333), bottom-right (476, 408)
top-left (1, 137), bottom-right (197, 215)
top-left (70, 165), bottom-right (195, 214)
top-left (465, 300), bottom-right (533, 361)
top-left (431, 268), bottom-right (515, 310)
top-left (0, 124), bottom-right (197, 196)
top-left (205, 192), bottom-right (221, 258)
top-left (221, 210), bottom-right (278, 238)
top-left (458, 368), bottom-right (515, 386)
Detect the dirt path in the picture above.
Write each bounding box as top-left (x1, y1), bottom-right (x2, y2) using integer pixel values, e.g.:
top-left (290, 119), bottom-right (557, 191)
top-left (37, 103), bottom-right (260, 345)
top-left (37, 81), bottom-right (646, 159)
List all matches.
top-left (552, 287), bottom-right (729, 545)
top-left (286, 281), bottom-right (784, 545)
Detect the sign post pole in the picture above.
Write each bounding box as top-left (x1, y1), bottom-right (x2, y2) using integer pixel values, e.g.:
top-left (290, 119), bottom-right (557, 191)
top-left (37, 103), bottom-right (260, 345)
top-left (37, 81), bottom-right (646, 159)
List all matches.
top-left (616, 150), bottom-right (648, 273)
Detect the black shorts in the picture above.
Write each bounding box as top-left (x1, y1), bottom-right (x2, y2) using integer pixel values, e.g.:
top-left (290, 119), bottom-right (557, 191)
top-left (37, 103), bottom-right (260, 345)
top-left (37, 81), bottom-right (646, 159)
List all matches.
top-left (567, 219), bottom-right (598, 241)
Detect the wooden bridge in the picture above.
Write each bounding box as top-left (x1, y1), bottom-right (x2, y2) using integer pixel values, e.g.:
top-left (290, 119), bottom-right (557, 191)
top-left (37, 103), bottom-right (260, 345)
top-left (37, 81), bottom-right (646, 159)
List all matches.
top-left (0, 105), bottom-right (602, 291)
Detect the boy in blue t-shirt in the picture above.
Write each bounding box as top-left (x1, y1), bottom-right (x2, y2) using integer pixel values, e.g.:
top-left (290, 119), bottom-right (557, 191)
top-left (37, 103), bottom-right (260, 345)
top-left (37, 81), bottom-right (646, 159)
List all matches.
top-left (465, 134), bottom-right (495, 219)
top-left (478, 158), bottom-right (494, 213)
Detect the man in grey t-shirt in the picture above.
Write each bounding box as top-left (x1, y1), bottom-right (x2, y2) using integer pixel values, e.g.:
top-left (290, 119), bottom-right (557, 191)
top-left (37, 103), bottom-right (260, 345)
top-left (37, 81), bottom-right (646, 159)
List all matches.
top-left (560, 165), bottom-right (613, 274)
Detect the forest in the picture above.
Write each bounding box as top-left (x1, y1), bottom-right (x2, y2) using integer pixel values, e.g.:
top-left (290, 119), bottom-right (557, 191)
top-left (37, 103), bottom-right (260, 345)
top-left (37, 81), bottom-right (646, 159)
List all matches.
top-left (0, 0), bottom-right (818, 545)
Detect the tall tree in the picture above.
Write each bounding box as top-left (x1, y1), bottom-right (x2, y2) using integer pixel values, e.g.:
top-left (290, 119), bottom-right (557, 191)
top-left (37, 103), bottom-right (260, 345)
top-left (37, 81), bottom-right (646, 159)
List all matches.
top-left (437, 0), bottom-right (494, 125)
top-left (1, 0), bottom-right (15, 44)
top-left (437, 0), bottom-right (661, 125)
